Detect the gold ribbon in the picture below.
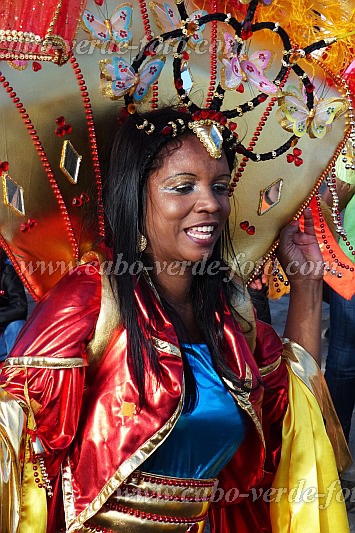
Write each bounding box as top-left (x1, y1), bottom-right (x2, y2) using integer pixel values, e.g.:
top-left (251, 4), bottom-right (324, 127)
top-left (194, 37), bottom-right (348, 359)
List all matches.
top-left (270, 366), bottom-right (350, 532)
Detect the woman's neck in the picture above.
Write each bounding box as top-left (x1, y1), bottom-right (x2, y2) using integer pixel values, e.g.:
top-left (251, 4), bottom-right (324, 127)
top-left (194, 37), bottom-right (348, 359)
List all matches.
top-left (150, 266), bottom-right (193, 306)
top-left (149, 266), bottom-right (204, 343)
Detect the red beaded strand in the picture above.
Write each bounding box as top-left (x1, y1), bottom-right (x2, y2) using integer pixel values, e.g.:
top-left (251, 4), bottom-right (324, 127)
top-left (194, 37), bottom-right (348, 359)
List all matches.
top-left (138, 0), bottom-right (158, 110)
top-left (0, 71), bottom-right (79, 259)
top-left (206, 0), bottom-right (218, 107)
top-left (229, 68), bottom-right (291, 195)
top-left (69, 57), bottom-right (105, 238)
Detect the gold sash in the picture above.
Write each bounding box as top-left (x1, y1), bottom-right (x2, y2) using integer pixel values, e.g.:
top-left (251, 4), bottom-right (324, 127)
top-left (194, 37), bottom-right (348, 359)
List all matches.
top-left (82, 470), bottom-right (218, 532)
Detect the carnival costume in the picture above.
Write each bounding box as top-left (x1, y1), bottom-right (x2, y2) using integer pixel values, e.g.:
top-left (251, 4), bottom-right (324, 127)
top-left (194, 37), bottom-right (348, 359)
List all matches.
top-left (0, 252), bottom-right (350, 532)
top-left (0, 0), bottom-right (354, 532)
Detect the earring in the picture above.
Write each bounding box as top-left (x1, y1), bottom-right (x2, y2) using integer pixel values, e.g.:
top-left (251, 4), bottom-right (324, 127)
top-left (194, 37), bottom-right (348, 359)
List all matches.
top-left (137, 233), bottom-right (147, 252)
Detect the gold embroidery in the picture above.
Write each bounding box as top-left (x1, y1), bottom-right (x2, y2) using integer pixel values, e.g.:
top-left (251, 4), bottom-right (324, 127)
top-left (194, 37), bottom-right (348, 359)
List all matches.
top-left (83, 251), bottom-right (121, 366)
top-left (223, 364), bottom-right (265, 447)
top-left (259, 356), bottom-right (282, 376)
top-left (3, 357), bottom-right (87, 369)
top-left (120, 401), bottom-right (136, 418)
top-left (30, 398), bottom-right (42, 416)
top-left (152, 337), bottom-right (181, 357)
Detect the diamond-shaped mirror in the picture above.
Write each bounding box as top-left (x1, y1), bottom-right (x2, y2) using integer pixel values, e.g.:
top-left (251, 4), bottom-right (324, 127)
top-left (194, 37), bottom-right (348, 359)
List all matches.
top-left (258, 179), bottom-right (283, 215)
top-left (60, 140), bottom-right (82, 184)
top-left (3, 174), bottom-right (25, 216)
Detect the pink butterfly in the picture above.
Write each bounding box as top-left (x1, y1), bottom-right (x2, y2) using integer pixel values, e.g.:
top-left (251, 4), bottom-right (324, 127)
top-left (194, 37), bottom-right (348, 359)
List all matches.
top-left (149, 1), bottom-right (207, 47)
top-left (221, 33), bottom-right (278, 94)
top-left (82, 3), bottom-right (132, 48)
top-left (100, 56), bottom-right (165, 101)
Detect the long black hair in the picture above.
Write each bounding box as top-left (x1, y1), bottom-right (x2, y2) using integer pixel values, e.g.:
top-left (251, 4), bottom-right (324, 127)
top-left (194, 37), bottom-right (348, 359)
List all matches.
top-left (103, 107), bottom-right (254, 410)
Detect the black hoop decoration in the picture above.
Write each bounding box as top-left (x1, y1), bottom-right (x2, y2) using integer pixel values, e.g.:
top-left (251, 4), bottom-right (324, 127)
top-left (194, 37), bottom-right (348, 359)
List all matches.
top-left (123, 0), bottom-right (340, 164)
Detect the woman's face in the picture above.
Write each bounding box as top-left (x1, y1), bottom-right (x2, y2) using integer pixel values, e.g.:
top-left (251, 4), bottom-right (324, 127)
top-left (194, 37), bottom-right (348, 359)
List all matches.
top-left (145, 134), bottom-right (231, 265)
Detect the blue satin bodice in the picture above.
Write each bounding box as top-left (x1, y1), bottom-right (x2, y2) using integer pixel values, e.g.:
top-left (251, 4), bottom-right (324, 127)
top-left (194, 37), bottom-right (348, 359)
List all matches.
top-left (142, 343), bottom-right (246, 479)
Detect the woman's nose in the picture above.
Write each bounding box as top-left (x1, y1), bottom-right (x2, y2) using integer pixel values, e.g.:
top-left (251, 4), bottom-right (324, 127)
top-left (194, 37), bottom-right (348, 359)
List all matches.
top-left (194, 188), bottom-right (221, 213)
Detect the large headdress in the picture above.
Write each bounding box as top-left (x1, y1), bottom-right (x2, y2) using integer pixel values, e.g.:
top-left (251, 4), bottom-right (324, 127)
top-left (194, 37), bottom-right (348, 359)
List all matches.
top-left (0, 0), bottom-right (354, 298)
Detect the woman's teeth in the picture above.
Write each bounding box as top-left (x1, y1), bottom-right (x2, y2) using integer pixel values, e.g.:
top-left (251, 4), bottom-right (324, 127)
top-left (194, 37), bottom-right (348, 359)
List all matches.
top-left (186, 226), bottom-right (215, 240)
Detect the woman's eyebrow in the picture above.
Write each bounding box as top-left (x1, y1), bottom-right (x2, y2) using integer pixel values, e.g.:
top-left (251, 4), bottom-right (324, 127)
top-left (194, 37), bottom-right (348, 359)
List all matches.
top-left (161, 172), bottom-right (197, 183)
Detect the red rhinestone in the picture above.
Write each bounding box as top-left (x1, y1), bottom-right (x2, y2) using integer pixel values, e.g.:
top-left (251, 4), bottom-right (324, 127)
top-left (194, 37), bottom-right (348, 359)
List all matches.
top-left (240, 221), bottom-right (249, 230)
top-left (246, 225), bottom-right (256, 235)
top-left (286, 154), bottom-right (294, 163)
top-left (305, 83), bottom-right (315, 93)
top-left (0, 161), bottom-right (9, 172)
top-left (236, 83), bottom-right (244, 93)
top-left (162, 125), bottom-right (173, 135)
top-left (294, 157), bottom-right (303, 167)
top-left (229, 121), bottom-right (237, 131)
top-left (293, 147), bottom-right (302, 157)
top-left (63, 124), bottom-right (73, 134)
top-left (32, 62), bottom-right (42, 72)
top-left (20, 223), bottom-right (29, 232)
top-left (56, 116), bottom-right (65, 126)
top-left (258, 94), bottom-right (267, 103)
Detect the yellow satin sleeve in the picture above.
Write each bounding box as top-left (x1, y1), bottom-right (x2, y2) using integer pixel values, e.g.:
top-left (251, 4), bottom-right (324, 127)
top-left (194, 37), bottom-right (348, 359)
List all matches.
top-left (18, 417), bottom-right (47, 533)
top-left (0, 386), bottom-right (47, 533)
top-left (270, 365), bottom-right (349, 532)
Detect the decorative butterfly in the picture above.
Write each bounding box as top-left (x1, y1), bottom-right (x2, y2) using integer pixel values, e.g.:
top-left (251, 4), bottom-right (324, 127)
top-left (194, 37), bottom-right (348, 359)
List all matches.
top-left (149, 1), bottom-right (207, 47)
top-left (8, 59), bottom-right (28, 70)
top-left (277, 91), bottom-right (349, 138)
top-left (82, 3), bottom-right (133, 48)
top-left (221, 32), bottom-right (278, 94)
top-left (100, 56), bottom-right (165, 101)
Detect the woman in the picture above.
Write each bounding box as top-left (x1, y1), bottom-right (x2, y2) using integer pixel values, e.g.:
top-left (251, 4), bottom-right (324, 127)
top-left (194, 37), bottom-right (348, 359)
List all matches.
top-left (0, 107), bottom-right (350, 532)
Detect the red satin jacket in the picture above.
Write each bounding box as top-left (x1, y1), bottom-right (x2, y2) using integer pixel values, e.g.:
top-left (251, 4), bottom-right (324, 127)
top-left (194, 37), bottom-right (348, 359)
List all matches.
top-left (0, 261), bottom-right (288, 532)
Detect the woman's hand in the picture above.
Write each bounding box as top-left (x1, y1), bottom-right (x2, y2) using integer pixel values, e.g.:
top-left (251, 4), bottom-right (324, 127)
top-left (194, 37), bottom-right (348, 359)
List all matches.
top-left (280, 208), bottom-right (323, 364)
top-left (277, 208), bottom-right (323, 283)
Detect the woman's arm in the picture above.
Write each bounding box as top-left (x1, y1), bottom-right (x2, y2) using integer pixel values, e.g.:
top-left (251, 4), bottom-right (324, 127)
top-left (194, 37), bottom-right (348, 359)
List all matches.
top-left (277, 209), bottom-right (324, 365)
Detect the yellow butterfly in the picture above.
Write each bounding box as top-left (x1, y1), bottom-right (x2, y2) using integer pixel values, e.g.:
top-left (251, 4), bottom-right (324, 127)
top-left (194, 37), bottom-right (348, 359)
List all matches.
top-left (277, 91), bottom-right (349, 139)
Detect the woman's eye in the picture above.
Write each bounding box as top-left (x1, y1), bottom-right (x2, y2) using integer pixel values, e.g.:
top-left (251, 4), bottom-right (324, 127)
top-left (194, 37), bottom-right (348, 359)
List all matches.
top-left (213, 183), bottom-right (229, 193)
top-left (173, 184), bottom-right (194, 194)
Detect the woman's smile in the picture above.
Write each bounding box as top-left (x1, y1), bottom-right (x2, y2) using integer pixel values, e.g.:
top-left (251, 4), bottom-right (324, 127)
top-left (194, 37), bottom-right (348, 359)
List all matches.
top-left (185, 224), bottom-right (218, 242)
top-left (145, 134), bottom-right (231, 265)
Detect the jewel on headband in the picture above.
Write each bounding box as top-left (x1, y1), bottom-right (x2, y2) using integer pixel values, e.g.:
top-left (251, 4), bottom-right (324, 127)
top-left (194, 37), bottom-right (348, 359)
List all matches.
top-left (188, 121), bottom-right (224, 158)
